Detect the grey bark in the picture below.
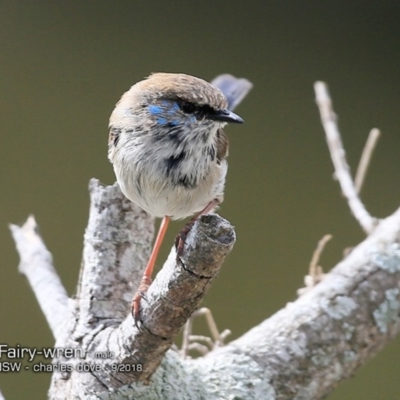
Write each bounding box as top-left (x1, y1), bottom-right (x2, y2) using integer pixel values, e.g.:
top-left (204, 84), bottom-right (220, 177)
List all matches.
top-left (9, 179), bottom-right (400, 399)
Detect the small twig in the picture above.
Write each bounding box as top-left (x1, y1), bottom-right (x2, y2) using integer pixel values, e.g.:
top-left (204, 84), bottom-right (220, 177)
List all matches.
top-left (298, 234), bottom-right (332, 295)
top-left (314, 82), bottom-right (377, 234)
top-left (193, 308), bottom-right (222, 344)
top-left (187, 343), bottom-right (209, 356)
top-left (188, 335), bottom-right (214, 348)
top-left (180, 307), bottom-right (231, 358)
top-left (9, 215), bottom-right (69, 341)
top-left (192, 307), bottom-right (231, 347)
top-left (181, 313), bottom-right (194, 358)
top-left (309, 234), bottom-right (332, 281)
top-left (355, 128), bottom-right (381, 194)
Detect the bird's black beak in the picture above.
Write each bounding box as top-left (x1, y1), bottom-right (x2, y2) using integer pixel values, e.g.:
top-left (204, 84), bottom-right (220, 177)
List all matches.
top-left (207, 109), bottom-right (244, 124)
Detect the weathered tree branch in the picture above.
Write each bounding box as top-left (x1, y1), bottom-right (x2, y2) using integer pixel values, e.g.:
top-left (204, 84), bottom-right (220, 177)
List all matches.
top-left (202, 207), bottom-right (400, 399)
top-left (7, 83), bottom-right (400, 399)
top-left (9, 216), bottom-right (69, 340)
top-left (314, 81), bottom-right (378, 234)
top-left (44, 179), bottom-right (234, 397)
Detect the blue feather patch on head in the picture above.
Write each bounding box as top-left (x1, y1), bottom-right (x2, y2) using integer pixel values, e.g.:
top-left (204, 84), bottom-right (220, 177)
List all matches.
top-left (148, 105), bottom-right (162, 115)
top-left (157, 117), bottom-right (168, 125)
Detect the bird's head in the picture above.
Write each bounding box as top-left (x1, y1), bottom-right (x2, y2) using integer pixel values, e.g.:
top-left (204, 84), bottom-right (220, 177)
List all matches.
top-left (109, 73), bottom-right (243, 150)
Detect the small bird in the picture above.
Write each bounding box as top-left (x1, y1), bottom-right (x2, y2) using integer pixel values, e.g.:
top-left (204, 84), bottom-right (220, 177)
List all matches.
top-left (108, 72), bottom-right (252, 323)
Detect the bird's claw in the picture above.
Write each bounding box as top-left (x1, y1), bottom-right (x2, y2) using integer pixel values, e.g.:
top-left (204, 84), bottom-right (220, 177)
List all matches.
top-left (175, 220), bottom-right (196, 260)
top-left (131, 277), bottom-right (152, 328)
top-left (131, 292), bottom-right (143, 329)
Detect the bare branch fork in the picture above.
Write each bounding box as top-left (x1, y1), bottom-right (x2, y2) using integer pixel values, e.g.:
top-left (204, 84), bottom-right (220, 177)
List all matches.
top-left (314, 82), bottom-right (380, 234)
top-left (8, 83), bottom-right (400, 399)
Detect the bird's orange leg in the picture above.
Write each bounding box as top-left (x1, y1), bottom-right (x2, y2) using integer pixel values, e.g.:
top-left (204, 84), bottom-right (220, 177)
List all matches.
top-left (132, 215), bottom-right (170, 324)
top-left (175, 199), bottom-right (220, 258)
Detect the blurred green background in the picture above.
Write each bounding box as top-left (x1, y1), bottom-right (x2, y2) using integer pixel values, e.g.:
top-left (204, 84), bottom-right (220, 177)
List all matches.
top-left (1, 1), bottom-right (400, 398)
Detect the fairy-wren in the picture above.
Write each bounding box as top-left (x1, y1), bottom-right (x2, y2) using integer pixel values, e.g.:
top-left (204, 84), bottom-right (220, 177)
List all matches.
top-left (108, 72), bottom-right (252, 323)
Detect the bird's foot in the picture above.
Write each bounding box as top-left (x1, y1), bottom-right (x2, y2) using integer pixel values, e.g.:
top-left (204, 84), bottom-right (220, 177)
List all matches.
top-left (175, 220), bottom-right (196, 261)
top-left (131, 276), bottom-right (152, 328)
top-left (175, 199), bottom-right (220, 261)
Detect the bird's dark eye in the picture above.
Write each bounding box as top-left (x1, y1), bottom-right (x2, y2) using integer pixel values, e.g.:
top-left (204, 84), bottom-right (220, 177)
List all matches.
top-left (181, 102), bottom-right (196, 114)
